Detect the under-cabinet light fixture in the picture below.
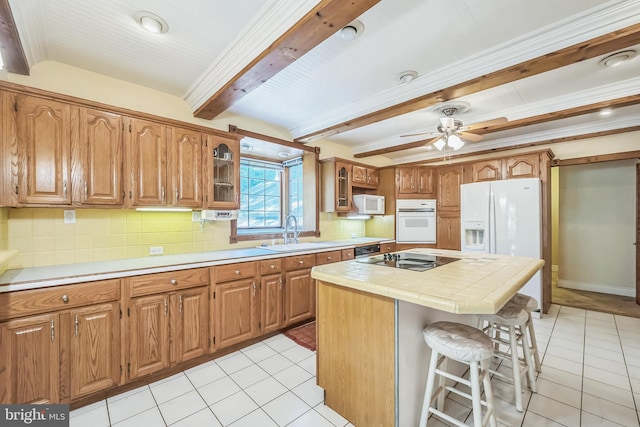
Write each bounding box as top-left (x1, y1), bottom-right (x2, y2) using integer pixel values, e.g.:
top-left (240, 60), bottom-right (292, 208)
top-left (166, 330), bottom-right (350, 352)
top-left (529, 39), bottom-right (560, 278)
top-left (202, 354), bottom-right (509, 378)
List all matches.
top-left (135, 207), bottom-right (192, 212)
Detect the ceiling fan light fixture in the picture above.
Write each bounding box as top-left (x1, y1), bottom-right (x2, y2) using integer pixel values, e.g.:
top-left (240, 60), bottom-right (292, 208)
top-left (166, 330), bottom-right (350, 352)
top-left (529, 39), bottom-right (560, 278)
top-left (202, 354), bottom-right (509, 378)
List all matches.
top-left (447, 134), bottom-right (464, 150)
top-left (599, 50), bottom-right (636, 67)
top-left (135, 11), bottom-right (169, 34)
top-left (433, 138), bottom-right (446, 151)
top-left (340, 20), bottom-right (364, 41)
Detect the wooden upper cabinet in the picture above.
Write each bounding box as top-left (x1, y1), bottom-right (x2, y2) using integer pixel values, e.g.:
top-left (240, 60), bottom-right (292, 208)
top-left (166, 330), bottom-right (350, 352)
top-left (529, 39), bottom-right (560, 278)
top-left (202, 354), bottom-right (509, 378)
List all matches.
top-left (128, 118), bottom-right (167, 206)
top-left (75, 108), bottom-right (124, 205)
top-left (16, 95), bottom-right (71, 205)
top-left (436, 165), bottom-right (462, 211)
top-left (397, 167), bottom-right (434, 197)
top-left (472, 159), bottom-right (502, 182)
top-left (504, 153), bottom-right (540, 179)
top-left (321, 159), bottom-right (352, 212)
top-left (0, 313), bottom-right (59, 404)
top-left (204, 135), bottom-right (240, 209)
top-left (168, 127), bottom-right (202, 208)
top-left (352, 165), bottom-right (378, 188)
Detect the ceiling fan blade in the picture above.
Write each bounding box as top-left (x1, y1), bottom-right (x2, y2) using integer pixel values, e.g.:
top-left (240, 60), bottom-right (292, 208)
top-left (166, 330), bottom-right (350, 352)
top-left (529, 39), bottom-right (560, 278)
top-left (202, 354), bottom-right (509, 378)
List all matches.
top-left (459, 131), bottom-right (483, 142)
top-left (462, 117), bottom-right (508, 131)
top-left (400, 131), bottom-right (440, 138)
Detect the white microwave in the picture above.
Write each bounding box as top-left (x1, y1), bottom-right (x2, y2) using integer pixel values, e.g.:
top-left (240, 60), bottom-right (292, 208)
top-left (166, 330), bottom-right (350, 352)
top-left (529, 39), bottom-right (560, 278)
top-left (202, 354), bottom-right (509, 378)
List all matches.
top-left (353, 194), bottom-right (385, 215)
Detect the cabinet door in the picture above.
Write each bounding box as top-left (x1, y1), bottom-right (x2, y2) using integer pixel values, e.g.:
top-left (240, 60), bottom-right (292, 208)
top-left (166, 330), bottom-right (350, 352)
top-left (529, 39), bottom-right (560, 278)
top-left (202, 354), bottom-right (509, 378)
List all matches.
top-left (437, 165), bottom-right (462, 211)
top-left (416, 168), bottom-right (434, 196)
top-left (172, 287), bottom-right (208, 363)
top-left (70, 303), bottom-right (120, 398)
top-left (0, 313), bottom-right (59, 404)
top-left (504, 154), bottom-right (539, 179)
top-left (472, 159), bottom-right (501, 182)
top-left (169, 127), bottom-right (202, 208)
top-left (335, 162), bottom-right (351, 211)
top-left (352, 165), bottom-right (367, 185)
top-left (397, 167), bottom-right (416, 194)
top-left (261, 274), bottom-right (284, 334)
top-left (215, 279), bottom-right (257, 348)
top-left (16, 95), bottom-right (71, 204)
top-left (129, 118), bottom-right (167, 206)
top-left (437, 212), bottom-right (461, 250)
top-left (129, 294), bottom-right (169, 379)
top-left (205, 135), bottom-right (239, 209)
top-left (77, 108), bottom-right (124, 205)
top-left (285, 268), bottom-right (314, 326)
top-left (367, 168), bottom-right (379, 187)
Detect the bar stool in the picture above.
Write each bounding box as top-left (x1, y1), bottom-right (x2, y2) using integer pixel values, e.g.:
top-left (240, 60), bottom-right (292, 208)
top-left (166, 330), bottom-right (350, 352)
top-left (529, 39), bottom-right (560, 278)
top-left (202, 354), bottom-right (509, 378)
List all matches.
top-left (419, 321), bottom-right (497, 427)
top-left (510, 293), bottom-right (542, 373)
top-left (479, 301), bottom-right (537, 412)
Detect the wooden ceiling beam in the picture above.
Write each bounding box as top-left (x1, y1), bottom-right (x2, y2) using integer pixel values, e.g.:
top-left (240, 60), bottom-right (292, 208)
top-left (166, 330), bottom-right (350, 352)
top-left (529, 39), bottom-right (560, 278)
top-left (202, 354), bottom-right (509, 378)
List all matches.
top-left (0, 0), bottom-right (29, 75)
top-left (297, 23), bottom-right (640, 143)
top-left (353, 94), bottom-right (640, 158)
top-left (194, 0), bottom-right (380, 120)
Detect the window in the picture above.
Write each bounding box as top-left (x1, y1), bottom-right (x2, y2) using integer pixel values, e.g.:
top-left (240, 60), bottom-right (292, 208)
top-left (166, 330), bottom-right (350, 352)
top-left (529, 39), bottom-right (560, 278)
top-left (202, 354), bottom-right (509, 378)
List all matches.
top-left (237, 158), bottom-right (302, 230)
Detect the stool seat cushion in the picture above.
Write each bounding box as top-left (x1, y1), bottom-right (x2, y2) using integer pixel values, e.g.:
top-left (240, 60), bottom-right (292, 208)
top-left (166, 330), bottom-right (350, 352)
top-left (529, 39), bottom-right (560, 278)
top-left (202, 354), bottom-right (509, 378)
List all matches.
top-left (481, 301), bottom-right (528, 325)
top-left (424, 321), bottom-right (493, 362)
top-left (510, 293), bottom-right (538, 312)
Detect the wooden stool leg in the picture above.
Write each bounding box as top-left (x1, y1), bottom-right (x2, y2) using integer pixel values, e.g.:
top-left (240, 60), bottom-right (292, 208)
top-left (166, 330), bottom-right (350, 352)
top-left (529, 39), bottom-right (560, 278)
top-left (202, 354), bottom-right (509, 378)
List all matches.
top-left (508, 325), bottom-right (523, 412)
top-left (419, 350), bottom-right (440, 427)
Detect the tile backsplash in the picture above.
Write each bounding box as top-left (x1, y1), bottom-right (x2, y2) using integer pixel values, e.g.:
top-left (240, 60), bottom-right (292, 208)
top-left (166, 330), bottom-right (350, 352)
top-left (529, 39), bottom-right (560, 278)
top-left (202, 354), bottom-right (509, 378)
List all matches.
top-left (2, 209), bottom-right (394, 269)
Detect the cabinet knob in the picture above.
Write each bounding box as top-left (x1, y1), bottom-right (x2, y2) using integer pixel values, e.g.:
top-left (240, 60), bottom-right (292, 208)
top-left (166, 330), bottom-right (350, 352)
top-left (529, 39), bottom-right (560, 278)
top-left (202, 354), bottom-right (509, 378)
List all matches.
top-left (170, 279), bottom-right (177, 285)
top-left (327, 256), bottom-right (332, 260)
top-left (270, 265), bottom-right (275, 270)
top-left (299, 260), bottom-right (304, 264)
top-left (235, 270), bottom-right (240, 275)
top-left (61, 295), bottom-right (69, 303)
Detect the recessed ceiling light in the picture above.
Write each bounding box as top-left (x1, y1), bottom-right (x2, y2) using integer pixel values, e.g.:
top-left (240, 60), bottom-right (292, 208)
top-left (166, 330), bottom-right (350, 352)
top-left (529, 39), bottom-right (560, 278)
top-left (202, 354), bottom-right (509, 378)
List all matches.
top-left (599, 50), bottom-right (636, 67)
top-left (599, 108), bottom-right (614, 116)
top-left (240, 142), bottom-right (253, 151)
top-left (340, 20), bottom-right (364, 41)
top-left (397, 70), bottom-right (418, 84)
top-left (135, 11), bottom-right (169, 34)
top-left (278, 151), bottom-right (291, 158)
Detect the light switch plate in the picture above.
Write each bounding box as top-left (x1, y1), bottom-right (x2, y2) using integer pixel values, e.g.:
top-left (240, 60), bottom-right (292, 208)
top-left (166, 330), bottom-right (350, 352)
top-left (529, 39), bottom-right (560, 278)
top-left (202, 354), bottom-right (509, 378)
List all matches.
top-left (192, 211), bottom-right (201, 222)
top-left (63, 210), bottom-right (76, 224)
top-left (149, 246), bottom-right (164, 255)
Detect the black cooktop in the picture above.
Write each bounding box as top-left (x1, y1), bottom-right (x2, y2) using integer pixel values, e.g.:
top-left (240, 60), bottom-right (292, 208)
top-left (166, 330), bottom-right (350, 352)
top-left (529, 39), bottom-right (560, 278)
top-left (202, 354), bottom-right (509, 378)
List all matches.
top-left (356, 252), bottom-right (460, 272)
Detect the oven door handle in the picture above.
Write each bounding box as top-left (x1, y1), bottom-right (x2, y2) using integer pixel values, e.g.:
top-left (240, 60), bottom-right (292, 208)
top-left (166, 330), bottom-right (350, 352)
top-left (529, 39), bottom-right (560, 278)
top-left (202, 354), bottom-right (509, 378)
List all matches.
top-left (397, 208), bottom-right (435, 213)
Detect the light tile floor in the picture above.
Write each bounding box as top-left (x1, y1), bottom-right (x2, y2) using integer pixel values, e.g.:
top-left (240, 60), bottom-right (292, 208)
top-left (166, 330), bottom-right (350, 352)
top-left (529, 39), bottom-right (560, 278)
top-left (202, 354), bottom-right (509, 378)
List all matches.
top-left (70, 304), bottom-right (640, 426)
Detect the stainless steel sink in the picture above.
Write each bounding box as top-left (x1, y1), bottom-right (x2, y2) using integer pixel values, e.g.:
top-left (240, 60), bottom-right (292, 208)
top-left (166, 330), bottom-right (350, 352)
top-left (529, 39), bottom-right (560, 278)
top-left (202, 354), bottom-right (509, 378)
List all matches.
top-left (258, 242), bottom-right (332, 252)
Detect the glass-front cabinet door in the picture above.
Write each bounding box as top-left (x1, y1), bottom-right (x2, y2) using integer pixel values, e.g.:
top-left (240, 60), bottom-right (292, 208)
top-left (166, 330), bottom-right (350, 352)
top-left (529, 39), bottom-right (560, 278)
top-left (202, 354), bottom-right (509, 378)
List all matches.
top-left (204, 135), bottom-right (240, 209)
top-left (335, 162), bottom-right (351, 212)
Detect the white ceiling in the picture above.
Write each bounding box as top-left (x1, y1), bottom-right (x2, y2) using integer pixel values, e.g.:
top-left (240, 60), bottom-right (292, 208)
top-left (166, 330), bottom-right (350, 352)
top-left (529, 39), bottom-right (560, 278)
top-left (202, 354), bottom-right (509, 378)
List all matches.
top-left (8, 0), bottom-right (640, 164)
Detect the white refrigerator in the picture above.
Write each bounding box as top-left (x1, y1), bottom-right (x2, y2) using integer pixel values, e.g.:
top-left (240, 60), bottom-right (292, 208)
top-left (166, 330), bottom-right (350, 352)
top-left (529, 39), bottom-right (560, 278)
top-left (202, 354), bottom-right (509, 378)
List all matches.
top-left (460, 178), bottom-right (542, 310)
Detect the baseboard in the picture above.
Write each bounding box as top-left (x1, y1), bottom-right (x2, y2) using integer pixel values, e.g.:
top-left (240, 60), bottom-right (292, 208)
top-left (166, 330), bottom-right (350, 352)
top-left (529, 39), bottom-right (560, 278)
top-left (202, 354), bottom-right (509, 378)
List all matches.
top-left (558, 279), bottom-right (635, 297)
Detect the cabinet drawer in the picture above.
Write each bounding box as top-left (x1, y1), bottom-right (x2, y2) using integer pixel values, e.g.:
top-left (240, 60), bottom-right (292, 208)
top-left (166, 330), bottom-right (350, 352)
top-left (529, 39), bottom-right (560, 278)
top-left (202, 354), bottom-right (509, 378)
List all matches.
top-left (129, 268), bottom-right (209, 297)
top-left (0, 279), bottom-right (120, 321)
top-left (285, 254), bottom-right (315, 271)
top-left (259, 259), bottom-right (282, 275)
top-left (214, 262), bottom-right (257, 283)
top-left (315, 250), bottom-right (341, 266)
top-left (341, 249), bottom-right (355, 261)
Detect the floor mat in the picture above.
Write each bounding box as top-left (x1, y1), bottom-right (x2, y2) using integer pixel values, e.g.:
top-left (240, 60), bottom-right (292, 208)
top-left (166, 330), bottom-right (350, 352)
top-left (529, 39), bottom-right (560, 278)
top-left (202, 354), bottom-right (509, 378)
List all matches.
top-left (284, 321), bottom-right (316, 351)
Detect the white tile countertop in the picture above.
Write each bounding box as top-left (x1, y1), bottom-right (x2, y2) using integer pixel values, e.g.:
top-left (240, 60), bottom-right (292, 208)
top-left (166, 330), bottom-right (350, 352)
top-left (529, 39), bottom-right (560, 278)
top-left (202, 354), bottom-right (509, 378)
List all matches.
top-left (311, 248), bottom-right (544, 314)
top-left (0, 238), bottom-right (394, 293)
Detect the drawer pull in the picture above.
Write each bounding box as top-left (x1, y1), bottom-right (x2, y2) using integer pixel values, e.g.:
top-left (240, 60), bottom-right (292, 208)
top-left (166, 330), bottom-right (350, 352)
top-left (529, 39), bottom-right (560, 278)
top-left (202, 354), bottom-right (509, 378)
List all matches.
top-left (327, 256), bottom-right (332, 260)
top-left (299, 260), bottom-right (304, 264)
top-left (270, 265), bottom-right (275, 270)
top-left (62, 295), bottom-right (69, 303)
top-left (170, 279), bottom-right (177, 285)
top-left (235, 270), bottom-right (240, 275)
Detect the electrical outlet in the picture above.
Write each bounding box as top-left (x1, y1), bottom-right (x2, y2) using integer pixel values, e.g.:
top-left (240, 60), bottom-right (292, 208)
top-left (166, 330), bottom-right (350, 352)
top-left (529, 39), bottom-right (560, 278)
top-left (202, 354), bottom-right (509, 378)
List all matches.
top-left (149, 246), bottom-right (164, 255)
top-left (192, 211), bottom-right (201, 222)
top-left (63, 210), bottom-right (76, 224)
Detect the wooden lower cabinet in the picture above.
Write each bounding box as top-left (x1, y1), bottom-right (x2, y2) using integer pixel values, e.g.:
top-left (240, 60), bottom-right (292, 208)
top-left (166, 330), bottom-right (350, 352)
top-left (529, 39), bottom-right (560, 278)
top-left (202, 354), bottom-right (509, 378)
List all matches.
top-left (0, 313), bottom-right (60, 404)
top-left (215, 278), bottom-right (258, 348)
top-left (172, 287), bottom-right (208, 363)
top-left (129, 294), bottom-right (170, 379)
top-left (68, 303), bottom-right (120, 399)
top-left (284, 268), bottom-right (314, 326)
top-left (261, 273), bottom-right (284, 334)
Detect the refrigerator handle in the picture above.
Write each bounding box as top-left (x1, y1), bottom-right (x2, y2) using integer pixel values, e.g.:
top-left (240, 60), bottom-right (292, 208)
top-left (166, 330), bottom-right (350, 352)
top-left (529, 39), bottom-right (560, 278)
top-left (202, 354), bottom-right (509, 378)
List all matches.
top-left (490, 189), bottom-right (496, 254)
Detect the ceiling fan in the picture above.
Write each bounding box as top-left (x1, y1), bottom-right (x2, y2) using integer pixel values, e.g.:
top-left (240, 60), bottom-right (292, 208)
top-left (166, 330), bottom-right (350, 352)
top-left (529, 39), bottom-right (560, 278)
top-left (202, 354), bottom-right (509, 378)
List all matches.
top-left (401, 102), bottom-right (507, 151)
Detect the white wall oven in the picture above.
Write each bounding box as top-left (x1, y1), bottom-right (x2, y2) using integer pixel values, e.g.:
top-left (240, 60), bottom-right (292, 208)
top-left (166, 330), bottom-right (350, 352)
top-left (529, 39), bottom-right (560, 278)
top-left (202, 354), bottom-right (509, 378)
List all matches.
top-left (396, 199), bottom-right (436, 244)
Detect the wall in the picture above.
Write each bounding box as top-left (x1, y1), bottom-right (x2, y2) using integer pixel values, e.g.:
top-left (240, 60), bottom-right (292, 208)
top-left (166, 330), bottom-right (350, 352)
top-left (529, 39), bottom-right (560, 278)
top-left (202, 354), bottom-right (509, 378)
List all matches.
top-left (0, 208), bottom-right (7, 251)
top-left (558, 159), bottom-right (636, 296)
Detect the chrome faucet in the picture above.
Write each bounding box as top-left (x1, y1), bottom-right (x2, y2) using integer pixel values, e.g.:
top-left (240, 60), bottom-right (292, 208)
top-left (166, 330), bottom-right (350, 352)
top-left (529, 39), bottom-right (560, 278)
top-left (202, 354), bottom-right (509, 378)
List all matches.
top-left (283, 214), bottom-right (299, 245)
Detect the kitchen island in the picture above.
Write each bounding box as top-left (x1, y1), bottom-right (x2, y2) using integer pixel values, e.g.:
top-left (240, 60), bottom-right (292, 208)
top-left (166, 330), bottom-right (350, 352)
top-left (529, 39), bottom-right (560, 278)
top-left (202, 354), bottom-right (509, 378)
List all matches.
top-left (311, 248), bottom-right (544, 427)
